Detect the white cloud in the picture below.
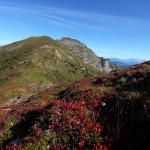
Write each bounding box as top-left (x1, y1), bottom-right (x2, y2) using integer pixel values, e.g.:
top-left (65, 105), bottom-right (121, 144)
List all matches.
top-left (0, 2), bottom-right (150, 32)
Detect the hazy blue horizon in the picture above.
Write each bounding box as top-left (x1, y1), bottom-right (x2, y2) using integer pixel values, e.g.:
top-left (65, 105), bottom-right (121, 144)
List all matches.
top-left (0, 0), bottom-right (150, 60)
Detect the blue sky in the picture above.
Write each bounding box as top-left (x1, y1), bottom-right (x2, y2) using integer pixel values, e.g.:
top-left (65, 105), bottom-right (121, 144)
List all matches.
top-left (0, 0), bottom-right (150, 60)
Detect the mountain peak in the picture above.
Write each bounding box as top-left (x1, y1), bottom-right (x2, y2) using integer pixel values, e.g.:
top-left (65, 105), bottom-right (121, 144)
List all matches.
top-left (60, 37), bottom-right (88, 49)
top-left (23, 35), bottom-right (55, 43)
top-left (27, 35), bottom-right (51, 40)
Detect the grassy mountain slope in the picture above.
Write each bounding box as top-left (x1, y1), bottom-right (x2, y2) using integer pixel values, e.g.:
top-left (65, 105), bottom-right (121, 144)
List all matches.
top-left (0, 60), bottom-right (149, 149)
top-left (0, 36), bottom-right (100, 104)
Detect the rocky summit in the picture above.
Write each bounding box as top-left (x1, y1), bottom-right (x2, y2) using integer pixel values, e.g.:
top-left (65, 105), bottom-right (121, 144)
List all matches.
top-left (58, 37), bottom-right (117, 73)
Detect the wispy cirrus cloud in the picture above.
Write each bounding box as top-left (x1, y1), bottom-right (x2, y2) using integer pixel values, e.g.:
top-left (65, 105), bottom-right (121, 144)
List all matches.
top-left (0, 2), bottom-right (150, 32)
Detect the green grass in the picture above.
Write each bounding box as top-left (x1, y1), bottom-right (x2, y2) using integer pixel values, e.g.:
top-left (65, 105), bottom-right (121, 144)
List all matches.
top-left (0, 36), bottom-right (101, 101)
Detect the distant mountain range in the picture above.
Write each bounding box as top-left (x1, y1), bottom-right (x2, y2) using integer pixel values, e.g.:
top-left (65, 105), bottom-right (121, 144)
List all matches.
top-left (109, 58), bottom-right (145, 67)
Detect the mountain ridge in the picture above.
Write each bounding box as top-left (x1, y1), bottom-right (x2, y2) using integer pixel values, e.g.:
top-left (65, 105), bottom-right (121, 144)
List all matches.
top-left (0, 36), bottom-right (149, 149)
top-left (0, 36), bottom-right (101, 103)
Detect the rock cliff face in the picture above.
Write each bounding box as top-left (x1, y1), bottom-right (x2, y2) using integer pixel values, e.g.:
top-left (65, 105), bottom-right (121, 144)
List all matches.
top-left (99, 57), bottom-right (117, 72)
top-left (58, 37), bottom-right (117, 73)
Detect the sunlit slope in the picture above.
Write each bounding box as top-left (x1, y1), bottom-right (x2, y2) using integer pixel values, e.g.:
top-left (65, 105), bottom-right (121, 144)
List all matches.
top-left (0, 36), bottom-right (101, 101)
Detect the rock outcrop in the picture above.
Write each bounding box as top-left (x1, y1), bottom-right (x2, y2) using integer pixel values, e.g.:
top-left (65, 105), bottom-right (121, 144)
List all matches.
top-left (58, 37), bottom-right (117, 73)
top-left (99, 57), bottom-right (117, 73)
